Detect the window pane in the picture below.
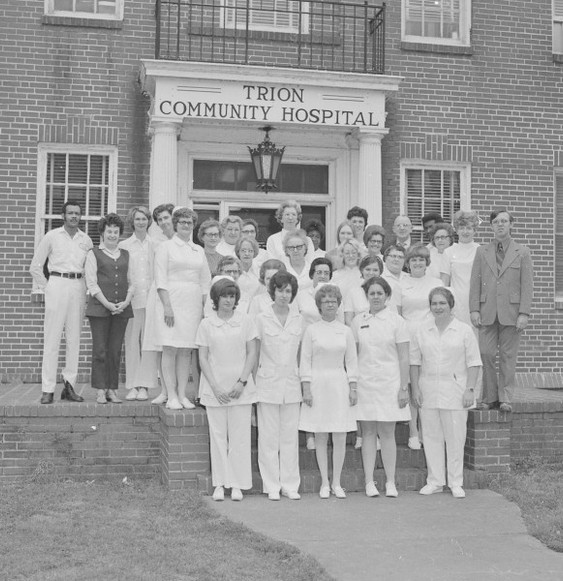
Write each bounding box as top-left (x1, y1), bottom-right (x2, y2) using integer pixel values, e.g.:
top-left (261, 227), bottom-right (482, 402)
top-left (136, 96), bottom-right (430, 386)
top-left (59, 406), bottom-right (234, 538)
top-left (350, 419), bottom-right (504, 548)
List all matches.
top-left (53, 0), bottom-right (74, 10)
top-left (51, 153), bottom-right (68, 183)
top-left (193, 160), bottom-right (328, 194)
top-left (76, 0), bottom-right (96, 14)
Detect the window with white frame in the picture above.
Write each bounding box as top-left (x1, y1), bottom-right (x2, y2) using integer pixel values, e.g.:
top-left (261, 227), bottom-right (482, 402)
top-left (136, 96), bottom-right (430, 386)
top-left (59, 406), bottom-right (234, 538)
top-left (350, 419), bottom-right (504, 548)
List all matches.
top-left (554, 0), bottom-right (563, 54)
top-left (402, 0), bottom-right (471, 45)
top-left (223, 0), bottom-right (309, 33)
top-left (555, 170), bottom-right (563, 301)
top-left (401, 163), bottom-right (470, 242)
top-left (45, 0), bottom-right (123, 20)
top-left (37, 146), bottom-right (117, 246)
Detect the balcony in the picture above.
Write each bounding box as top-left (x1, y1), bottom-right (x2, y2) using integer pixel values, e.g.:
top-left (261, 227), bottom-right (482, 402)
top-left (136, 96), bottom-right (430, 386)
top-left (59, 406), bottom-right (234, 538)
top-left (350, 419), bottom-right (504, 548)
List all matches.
top-left (155, 0), bottom-right (385, 74)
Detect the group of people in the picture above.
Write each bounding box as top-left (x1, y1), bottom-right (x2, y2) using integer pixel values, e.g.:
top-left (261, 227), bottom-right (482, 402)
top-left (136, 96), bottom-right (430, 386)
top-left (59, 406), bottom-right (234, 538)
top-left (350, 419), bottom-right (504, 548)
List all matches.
top-left (30, 198), bottom-right (533, 501)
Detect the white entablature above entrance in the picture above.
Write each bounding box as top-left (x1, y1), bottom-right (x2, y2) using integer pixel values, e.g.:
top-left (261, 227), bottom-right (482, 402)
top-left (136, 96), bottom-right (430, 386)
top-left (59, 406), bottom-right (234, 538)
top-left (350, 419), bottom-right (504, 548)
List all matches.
top-left (140, 60), bottom-right (402, 227)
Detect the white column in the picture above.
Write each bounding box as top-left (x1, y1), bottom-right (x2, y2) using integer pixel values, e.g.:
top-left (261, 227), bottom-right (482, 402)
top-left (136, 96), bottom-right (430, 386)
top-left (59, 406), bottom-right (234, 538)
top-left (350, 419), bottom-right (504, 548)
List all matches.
top-left (149, 120), bottom-right (182, 209)
top-left (355, 129), bottom-right (388, 226)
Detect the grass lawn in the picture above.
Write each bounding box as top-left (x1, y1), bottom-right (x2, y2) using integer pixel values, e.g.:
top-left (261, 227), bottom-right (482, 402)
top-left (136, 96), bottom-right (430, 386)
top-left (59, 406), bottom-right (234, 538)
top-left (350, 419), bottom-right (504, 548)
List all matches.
top-left (488, 457), bottom-right (563, 553)
top-left (0, 479), bottom-right (334, 581)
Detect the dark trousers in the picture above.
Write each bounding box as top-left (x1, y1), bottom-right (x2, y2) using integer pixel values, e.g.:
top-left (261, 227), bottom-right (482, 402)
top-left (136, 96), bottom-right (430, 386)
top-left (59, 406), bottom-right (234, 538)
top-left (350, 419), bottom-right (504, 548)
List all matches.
top-left (479, 320), bottom-right (521, 404)
top-left (88, 316), bottom-right (129, 391)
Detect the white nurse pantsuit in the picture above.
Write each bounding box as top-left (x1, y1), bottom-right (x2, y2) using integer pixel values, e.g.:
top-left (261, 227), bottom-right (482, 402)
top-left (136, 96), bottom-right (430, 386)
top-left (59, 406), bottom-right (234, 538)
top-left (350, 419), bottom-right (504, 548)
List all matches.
top-left (410, 318), bottom-right (482, 488)
top-left (255, 306), bottom-right (304, 495)
top-left (196, 311), bottom-right (257, 490)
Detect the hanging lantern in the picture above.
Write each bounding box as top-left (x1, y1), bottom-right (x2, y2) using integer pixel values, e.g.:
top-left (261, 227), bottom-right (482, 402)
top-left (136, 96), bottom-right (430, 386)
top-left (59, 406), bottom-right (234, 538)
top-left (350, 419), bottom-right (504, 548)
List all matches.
top-left (248, 126), bottom-right (285, 193)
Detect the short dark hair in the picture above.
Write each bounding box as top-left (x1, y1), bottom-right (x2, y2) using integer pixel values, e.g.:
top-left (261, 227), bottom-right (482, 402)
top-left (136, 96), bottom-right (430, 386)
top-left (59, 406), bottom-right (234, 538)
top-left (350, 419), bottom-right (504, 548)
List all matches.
top-left (210, 278), bottom-right (240, 311)
top-left (304, 218), bottom-right (325, 239)
top-left (363, 224), bottom-right (386, 247)
top-left (242, 218), bottom-right (259, 234)
top-left (359, 254), bottom-right (383, 276)
top-left (98, 213), bottom-right (124, 235)
top-left (346, 206), bottom-right (368, 223)
top-left (384, 244), bottom-right (406, 260)
top-left (429, 222), bottom-right (455, 245)
top-left (422, 212), bottom-right (444, 227)
top-left (489, 209), bottom-right (514, 223)
top-left (152, 203), bottom-right (175, 223)
top-left (198, 218), bottom-right (221, 243)
top-left (405, 243), bottom-right (431, 267)
top-left (172, 208), bottom-right (198, 231)
top-left (259, 259), bottom-right (286, 285)
top-left (429, 286), bottom-right (455, 309)
top-left (362, 275), bottom-right (392, 298)
top-left (268, 271), bottom-right (298, 302)
top-left (309, 257), bottom-right (333, 280)
top-left (62, 200), bottom-right (83, 215)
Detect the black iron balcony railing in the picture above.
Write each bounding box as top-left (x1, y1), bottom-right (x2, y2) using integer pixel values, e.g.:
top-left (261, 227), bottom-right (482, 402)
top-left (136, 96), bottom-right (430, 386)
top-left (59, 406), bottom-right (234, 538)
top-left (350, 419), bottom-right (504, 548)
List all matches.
top-left (155, 1), bottom-right (385, 74)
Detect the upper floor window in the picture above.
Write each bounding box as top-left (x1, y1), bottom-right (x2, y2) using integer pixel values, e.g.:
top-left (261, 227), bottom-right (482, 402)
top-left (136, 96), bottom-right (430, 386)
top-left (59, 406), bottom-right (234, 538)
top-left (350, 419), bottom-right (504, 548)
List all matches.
top-left (402, 0), bottom-right (471, 46)
top-left (45, 0), bottom-right (123, 20)
top-left (401, 162), bottom-right (470, 242)
top-left (224, 0), bottom-right (309, 33)
top-left (37, 145), bottom-right (117, 247)
top-left (554, 0), bottom-right (563, 54)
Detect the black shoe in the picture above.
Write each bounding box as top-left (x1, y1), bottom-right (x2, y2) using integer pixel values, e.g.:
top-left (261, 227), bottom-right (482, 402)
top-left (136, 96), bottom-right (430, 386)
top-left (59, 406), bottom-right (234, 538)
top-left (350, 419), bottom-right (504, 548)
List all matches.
top-left (61, 380), bottom-right (84, 402)
top-left (40, 392), bottom-right (54, 404)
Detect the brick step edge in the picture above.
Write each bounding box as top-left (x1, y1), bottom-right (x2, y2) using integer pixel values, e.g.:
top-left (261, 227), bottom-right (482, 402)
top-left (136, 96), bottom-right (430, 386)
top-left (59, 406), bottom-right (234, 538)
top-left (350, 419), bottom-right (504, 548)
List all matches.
top-left (198, 467), bottom-right (488, 496)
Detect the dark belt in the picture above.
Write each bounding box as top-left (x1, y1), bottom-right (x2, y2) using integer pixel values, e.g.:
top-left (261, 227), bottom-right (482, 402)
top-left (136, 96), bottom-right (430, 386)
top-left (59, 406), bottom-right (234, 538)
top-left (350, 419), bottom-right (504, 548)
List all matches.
top-left (50, 272), bottom-right (83, 279)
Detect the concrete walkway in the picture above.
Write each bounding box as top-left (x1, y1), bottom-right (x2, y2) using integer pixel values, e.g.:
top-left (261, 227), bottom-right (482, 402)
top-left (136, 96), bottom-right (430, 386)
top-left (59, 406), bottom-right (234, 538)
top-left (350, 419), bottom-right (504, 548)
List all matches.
top-left (207, 490), bottom-right (563, 581)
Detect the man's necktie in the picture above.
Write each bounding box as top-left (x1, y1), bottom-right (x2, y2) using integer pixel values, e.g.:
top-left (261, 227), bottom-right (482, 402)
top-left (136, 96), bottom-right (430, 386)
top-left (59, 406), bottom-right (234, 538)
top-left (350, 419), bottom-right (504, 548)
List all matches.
top-left (496, 242), bottom-right (505, 273)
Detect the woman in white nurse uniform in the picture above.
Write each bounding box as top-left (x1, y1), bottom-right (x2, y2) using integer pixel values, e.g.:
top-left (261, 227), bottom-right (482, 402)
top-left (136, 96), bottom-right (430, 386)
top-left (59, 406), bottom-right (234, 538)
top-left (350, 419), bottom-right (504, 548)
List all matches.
top-left (197, 278), bottom-right (258, 502)
top-left (351, 276), bottom-right (410, 498)
top-left (410, 287), bottom-right (481, 499)
top-left (255, 271), bottom-right (303, 501)
top-left (299, 284), bottom-right (358, 499)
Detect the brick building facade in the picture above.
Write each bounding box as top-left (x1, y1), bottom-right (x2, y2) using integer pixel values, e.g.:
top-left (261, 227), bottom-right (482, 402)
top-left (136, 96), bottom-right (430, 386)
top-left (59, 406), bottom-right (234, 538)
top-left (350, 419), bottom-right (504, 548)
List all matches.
top-left (1, 0), bottom-right (562, 384)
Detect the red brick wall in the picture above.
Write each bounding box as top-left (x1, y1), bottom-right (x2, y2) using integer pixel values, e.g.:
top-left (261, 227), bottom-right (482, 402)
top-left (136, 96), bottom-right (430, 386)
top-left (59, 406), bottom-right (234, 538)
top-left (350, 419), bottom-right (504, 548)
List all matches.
top-left (382, 0), bottom-right (563, 375)
top-left (1, 1), bottom-right (562, 382)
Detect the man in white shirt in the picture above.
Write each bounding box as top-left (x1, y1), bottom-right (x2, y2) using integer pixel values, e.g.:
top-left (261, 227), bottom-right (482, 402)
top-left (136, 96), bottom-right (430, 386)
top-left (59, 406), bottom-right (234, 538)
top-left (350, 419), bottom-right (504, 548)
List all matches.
top-left (29, 201), bottom-right (93, 404)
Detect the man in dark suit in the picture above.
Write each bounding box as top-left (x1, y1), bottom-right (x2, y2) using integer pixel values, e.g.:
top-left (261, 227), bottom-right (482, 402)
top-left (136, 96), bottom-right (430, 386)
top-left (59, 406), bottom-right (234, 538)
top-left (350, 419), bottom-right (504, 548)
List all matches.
top-left (469, 209), bottom-right (533, 412)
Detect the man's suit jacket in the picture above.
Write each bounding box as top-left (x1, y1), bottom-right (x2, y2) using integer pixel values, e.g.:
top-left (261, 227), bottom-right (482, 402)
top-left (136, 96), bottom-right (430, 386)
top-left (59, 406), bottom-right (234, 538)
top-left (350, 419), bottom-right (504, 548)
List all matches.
top-left (469, 239), bottom-right (533, 326)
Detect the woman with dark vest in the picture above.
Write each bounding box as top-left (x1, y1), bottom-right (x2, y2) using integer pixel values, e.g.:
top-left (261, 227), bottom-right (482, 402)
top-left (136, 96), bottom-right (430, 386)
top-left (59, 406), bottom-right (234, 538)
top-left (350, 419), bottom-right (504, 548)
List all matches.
top-left (85, 214), bottom-right (134, 404)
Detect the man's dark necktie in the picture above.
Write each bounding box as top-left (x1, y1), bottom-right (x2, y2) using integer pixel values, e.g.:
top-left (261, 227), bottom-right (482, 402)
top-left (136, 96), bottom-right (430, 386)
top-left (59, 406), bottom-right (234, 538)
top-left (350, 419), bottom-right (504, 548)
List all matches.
top-left (496, 242), bottom-right (505, 274)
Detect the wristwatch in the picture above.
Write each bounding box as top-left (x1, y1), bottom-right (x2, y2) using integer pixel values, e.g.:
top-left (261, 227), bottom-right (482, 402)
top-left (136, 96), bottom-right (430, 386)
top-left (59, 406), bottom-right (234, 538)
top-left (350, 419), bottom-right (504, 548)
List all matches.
top-left (237, 378), bottom-right (248, 386)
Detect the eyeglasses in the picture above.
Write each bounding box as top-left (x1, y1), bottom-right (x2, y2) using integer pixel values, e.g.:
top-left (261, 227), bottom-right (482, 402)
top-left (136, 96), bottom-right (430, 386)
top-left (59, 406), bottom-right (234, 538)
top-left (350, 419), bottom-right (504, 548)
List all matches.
top-left (320, 299), bottom-right (339, 305)
top-left (369, 239), bottom-right (383, 245)
top-left (286, 244), bottom-right (305, 252)
top-left (241, 229), bottom-right (255, 235)
top-left (387, 254), bottom-right (404, 260)
top-left (433, 235), bottom-right (450, 241)
top-left (177, 220), bottom-right (193, 226)
top-left (204, 232), bottom-right (220, 238)
top-left (222, 269), bottom-right (240, 276)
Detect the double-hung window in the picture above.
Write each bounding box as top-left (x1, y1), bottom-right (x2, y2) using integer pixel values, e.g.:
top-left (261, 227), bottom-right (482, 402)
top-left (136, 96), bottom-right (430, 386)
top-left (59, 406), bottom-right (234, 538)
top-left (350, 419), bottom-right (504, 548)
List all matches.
top-left (36, 145), bottom-right (117, 247)
top-left (401, 162), bottom-right (470, 243)
top-left (45, 0), bottom-right (124, 20)
top-left (554, 1), bottom-right (563, 54)
top-left (223, 0), bottom-right (309, 34)
top-left (402, 0), bottom-right (471, 46)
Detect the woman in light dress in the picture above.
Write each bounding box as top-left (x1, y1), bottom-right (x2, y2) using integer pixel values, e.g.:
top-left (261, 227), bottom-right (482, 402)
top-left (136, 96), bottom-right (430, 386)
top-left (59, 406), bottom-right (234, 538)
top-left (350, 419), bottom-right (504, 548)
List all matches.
top-left (266, 200), bottom-right (315, 261)
top-left (248, 259), bottom-right (287, 317)
top-left (241, 218), bottom-right (268, 270)
top-left (364, 225), bottom-right (386, 259)
top-left (411, 287), bottom-right (481, 499)
top-left (255, 271), bottom-right (303, 501)
top-left (400, 243), bottom-right (444, 450)
top-left (440, 210), bottom-right (481, 327)
top-left (119, 206), bottom-right (158, 402)
top-left (299, 285), bottom-right (358, 499)
top-left (197, 278), bottom-right (258, 502)
top-left (427, 222), bottom-right (454, 280)
top-left (351, 276), bottom-right (410, 498)
top-left (331, 238), bottom-right (364, 303)
top-left (234, 237), bottom-right (261, 310)
top-left (155, 207), bottom-right (211, 410)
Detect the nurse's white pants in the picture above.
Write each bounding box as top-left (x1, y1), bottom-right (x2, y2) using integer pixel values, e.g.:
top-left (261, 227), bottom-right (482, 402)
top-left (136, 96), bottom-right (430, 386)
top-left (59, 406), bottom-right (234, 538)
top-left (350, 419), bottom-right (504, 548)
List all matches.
top-left (123, 308), bottom-right (159, 390)
top-left (207, 405), bottom-right (252, 490)
top-left (257, 402), bottom-right (301, 494)
top-left (419, 408), bottom-right (468, 488)
top-left (42, 277), bottom-right (86, 393)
